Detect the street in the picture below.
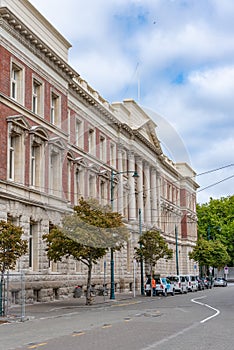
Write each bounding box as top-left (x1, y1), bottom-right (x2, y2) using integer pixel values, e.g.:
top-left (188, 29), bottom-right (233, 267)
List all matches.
top-left (1, 284), bottom-right (234, 350)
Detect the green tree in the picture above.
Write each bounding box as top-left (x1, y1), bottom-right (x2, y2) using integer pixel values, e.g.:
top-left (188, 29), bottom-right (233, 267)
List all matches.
top-left (43, 198), bottom-right (128, 305)
top-left (0, 220), bottom-right (27, 315)
top-left (189, 238), bottom-right (213, 269)
top-left (189, 238), bottom-right (230, 274)
top-left (134, 230), bottom-right (173, 277)
top-left (197, 195), bottom-right (234, 266)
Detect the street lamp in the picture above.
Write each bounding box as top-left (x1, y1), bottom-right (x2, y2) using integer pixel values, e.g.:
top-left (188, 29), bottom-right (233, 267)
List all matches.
top-left (110, 169), bottom-right (139, 300)
top-left (139, 208), bottom-right (144, 295)
top-left (175, 225), bottom-right (179, 275)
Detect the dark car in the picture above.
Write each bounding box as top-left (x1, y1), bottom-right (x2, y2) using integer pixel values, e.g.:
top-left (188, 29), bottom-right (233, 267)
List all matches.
top-left (201, 277), bottom-right (213, 289)
top-left (196, 276), bottom-right (205, 290)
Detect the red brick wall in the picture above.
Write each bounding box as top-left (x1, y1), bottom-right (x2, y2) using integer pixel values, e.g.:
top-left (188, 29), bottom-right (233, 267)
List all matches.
top-left (180, 188), bottom-right (187, 207)
top-left (0, 46), bottom-right (11, 96)
top-left (181, 211), bottom-right (188, 238)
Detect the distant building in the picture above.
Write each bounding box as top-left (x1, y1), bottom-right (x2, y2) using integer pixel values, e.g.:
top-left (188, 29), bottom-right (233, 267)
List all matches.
top-left (0, 0), bottom-right (199, 303)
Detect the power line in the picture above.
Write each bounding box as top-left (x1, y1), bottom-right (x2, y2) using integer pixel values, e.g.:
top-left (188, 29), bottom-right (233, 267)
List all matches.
top-left (197, 174), bottom-right (234, 193)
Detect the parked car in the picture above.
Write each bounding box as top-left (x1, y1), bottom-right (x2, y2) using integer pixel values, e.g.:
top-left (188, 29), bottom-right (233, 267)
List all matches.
top-left (155, 277), bottom-right (175, 296)
top-left (213, 277), bottom-right (227, 287)
top-left (167, 275), bottom-right (188, 294)
top-left (144, 277), bottom-right (152, 296)
top-left (185, 275), bottom-right (198, 292)
top-left (201, 276), bottom-right (213, 289)
top-left (195, 276), bottom-right (205, 291)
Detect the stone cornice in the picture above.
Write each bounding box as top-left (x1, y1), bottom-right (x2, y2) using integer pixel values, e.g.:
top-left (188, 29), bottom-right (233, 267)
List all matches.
top-left (0, 7), bottom-right (78, 79)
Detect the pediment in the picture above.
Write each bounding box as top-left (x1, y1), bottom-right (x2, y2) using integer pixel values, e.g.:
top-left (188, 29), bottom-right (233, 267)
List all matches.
top-left (7, 115), bottom-right (30, 131)
top-left (29, 126), bottom-right (49, 141)
top-left (74, 157), bottom-right (88, 167)
top-left (134, 120), bottom-right (162, 152)
top-left (48, 137), bottom-right (66, 150)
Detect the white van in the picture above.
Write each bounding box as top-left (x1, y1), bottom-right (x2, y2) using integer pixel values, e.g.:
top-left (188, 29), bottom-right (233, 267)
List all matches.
top-left (185, 275), bottom-right (198, 292)
top-left (167, 275), bottom-right (188, 294)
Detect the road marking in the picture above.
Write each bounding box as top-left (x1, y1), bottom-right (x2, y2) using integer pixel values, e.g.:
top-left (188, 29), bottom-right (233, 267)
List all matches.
top-left (141, 323), bottom-right (198, 349)
top-left (72, 331), bottom-right (85, 337)
top-left (191, 296), bottom-right (220, 323)
top-left (102, 324), bottom-right (112, 329)
top-left (28, 343), bottom-right (47, 349)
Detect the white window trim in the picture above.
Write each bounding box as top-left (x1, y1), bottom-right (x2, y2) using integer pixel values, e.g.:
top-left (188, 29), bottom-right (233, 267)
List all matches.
top-left (10, 59), bottom-right (25, 105)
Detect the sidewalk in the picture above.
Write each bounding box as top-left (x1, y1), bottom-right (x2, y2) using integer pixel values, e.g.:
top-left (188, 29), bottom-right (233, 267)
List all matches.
top-left (1, 292), bottom-right (142, 323)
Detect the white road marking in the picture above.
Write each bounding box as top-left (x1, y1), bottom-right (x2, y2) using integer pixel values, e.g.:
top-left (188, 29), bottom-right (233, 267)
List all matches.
top-left (191, 296), bottom-right (220, 323)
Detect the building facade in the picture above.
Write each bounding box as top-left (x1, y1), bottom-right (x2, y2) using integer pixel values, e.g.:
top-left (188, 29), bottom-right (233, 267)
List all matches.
top-left (0, 0), bottom-right (199, 303)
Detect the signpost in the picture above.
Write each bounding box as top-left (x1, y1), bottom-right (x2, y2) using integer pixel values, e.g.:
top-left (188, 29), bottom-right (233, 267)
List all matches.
top-left (224, 266), bottom-right (229, 280)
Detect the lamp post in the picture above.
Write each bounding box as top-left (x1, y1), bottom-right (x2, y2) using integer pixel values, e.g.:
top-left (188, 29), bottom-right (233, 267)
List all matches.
top-left (175, 225), bottom-right (179, 275)
top-left (139, 208), bottom-right (144, 295)
top-left (110, 169), bottom-right (139, 300)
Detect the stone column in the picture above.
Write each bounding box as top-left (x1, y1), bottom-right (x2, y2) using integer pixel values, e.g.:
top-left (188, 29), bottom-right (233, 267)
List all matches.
top-left (151, 167), bottom-right (157, 226)
top-left (156, 169), bottom-right (161, 227)
top-left (144, 162), bottom-right (151, 225)
top-left (136, 157), bottom-right (144, 222)
top-left (128, 151), bottom-right (136, 221)
top-left (117, 148), bottom-right (124, 215)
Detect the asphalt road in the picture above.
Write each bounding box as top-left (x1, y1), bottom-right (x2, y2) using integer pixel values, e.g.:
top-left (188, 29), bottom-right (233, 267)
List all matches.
top-left (1, 284), bottom-right (234, 350)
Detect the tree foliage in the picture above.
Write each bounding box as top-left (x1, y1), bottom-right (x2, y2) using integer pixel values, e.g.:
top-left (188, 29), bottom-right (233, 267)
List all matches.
top-left (134, 230), bottom-right (173, 274)
top-left (43, 198), bottom-right (129, 305)
top-left (197, 195), bottom-right (234, 266)
top-left (0, 220), bottom-right (27, 282)
top-left (189, 238), bottom-right (230, 271)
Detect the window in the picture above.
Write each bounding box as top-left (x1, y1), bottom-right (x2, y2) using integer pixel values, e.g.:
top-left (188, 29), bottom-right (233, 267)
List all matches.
top-left (11, 62), bottom-right (24, 103)
top-left (67, 155), bottom-right (73, 202)
top-left (122, 150), bottom-right (127, 172)
top-left (50, 150), bottom-right (61, 196)
top-left (110, 143), bottom-right (116, 167)
top-left (29, 221), bottom-right (38, 271)
top-left (75, 168), bottom-right (84, 204)
top-left (32, 79), bottom-right (43, 115)
top-left (8, 133), bottom-right (25, 183)
top-left (31, 146), bottom-right (35, 186)
top-left (89, 174), bottom-right (96, 198)
top-left (9, 136), bottom-right (15, 180)
top-left (50, 92), bottom-right (60, 126)
top-left (75, 119), bottom-right (84, 148)
top-left (88, 128), bottom-right (95, 155)
top-left (30, 144), bottom-right (42, 188)
top-left (99, 136), bottom-right (106, 162)
top-left (100, 180), bottom-right (107, 205)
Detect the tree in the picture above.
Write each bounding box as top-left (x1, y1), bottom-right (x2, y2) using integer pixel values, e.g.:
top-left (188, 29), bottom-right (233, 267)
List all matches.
top-left (134, 230), bottom-right (173, 277)
top-left (43, 198), bottom-right (129, 305)
top-left (189, 238), bottom-right (230, 274)
top-left (0, 221), bottom-right (27, 315)
top-left (197, 195), bottom-right (234, 266)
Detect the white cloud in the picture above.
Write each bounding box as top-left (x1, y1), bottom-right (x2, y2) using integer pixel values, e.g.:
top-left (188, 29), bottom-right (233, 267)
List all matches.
top-left (28, 0), bottom-right (234, 203)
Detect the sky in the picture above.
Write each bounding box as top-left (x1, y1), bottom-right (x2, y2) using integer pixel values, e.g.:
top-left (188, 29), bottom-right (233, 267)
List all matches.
top-left (29, 0), bottom-right (234, 204)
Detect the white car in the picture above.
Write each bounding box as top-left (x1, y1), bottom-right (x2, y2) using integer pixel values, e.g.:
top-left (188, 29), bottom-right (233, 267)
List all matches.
top-left (213, 277), bottom-right (227, 287)
top-left (167, 275), bottom-right (188, 294)
top-left (185, 275), bottom-right (198, 292)
top-left (155, 277), bottom-right (175, 296)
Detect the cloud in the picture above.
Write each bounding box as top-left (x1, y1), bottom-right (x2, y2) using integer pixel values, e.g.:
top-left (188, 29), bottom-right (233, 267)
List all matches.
top-left (28, 0), bottom-right (234, 203)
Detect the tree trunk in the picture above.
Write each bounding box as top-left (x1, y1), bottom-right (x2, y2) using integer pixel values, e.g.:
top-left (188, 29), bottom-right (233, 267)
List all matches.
top-left (85, 260), bottom-right (93, 305)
